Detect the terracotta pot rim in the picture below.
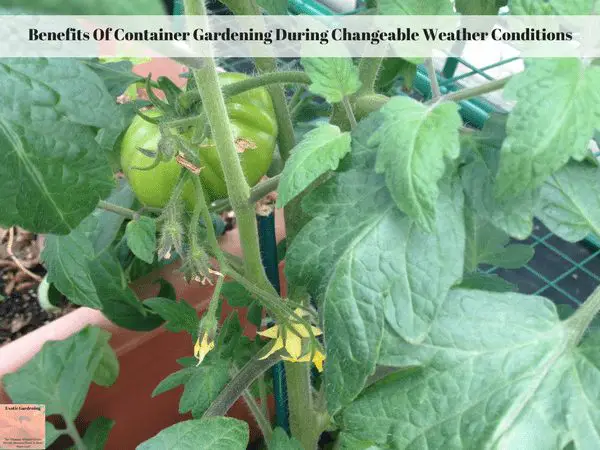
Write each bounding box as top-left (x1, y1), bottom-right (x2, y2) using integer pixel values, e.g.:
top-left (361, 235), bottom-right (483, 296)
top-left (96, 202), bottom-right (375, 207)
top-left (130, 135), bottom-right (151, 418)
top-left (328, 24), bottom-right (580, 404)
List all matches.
top-left (0, 209), bottom-right (285, 381)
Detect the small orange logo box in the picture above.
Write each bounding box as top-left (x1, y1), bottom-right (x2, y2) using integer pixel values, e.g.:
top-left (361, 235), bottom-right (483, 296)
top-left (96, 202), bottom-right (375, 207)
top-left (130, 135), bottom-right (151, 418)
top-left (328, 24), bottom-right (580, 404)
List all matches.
top-left (0, 404), bottom-right (45, 450)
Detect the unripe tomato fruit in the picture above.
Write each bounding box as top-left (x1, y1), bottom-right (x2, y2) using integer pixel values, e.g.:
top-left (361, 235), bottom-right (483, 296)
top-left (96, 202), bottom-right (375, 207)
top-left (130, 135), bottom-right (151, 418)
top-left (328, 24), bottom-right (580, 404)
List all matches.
top-left (120, 72), bottom-right (278, 209)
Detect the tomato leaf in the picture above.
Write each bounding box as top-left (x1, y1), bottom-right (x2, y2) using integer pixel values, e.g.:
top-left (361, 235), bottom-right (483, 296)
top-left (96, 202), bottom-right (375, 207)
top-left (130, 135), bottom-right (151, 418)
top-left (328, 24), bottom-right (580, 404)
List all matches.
top-left (509, 0), bottom-right (597, 14)
top-left (152, 360), bottom-right (230, 418)
top-left (457, 272), bottom-right (517, 292)
top-left (460, 120), bottom-right (538, 239)
top-left (354, 289), bottom-right (600, 449)
top-left (179, 360), bottom-right (230, 418)
top-left (136, 418), bottom-right (248, 450)
top-left (88, 252), bottom-right (164, 331)
top-left (495, 59), bottom-right (600, 198)
top-left (455, 0), bottom-right (506, 14)
top-left (286, 170), bottom-right (465, 413)
top-left (257, 0), bottom-right (288, 14)
top-left (376, 58), bottom-right (418, 92)
top-left (2, 326), bottom-right (118, 422)
top-left (379, 0), bottom-right (454, 14)
top-left (337, 112), bottom-right (382, 172)
top-left (270, 427), bottom-right (303, 450)
top-left (0, 0), bottom-right (164, 14)
top-left (145, 297), bottom-right (199, 339)
top-left (84, 59), bottom-right (142, 97)
top-left (301, 58), bottom-right (362, 104)
top-left (126, 216), bottom-right (157, 264)
top-left (371, 96), bottom-right (462, 230)
top-left (0, 59), bottom-right (120, 234)
top-left (537, 160), bottom-right (600, 242)
top-left (81, 417), bottom-right (115, 450)
top-left (43, 219), bottom-right (164, 331)
top-left (464, 208), bottom-right (533, 272)
top-left (277, 124), bottom-right (351, 208)
top-left (42, 227), bottom-right (102, 309)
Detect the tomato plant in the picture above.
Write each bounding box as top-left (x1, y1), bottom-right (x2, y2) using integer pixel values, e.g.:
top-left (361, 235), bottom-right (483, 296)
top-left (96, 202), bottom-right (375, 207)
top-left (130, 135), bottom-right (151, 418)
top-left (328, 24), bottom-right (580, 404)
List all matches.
top-left (1, 0), bottom-right (600, 449)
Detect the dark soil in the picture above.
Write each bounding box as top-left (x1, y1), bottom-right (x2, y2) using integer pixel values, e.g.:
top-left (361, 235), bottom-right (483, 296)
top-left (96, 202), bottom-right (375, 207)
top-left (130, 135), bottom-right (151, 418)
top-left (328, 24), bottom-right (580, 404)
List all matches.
top-left (0, 228), bottom-right (74, 347)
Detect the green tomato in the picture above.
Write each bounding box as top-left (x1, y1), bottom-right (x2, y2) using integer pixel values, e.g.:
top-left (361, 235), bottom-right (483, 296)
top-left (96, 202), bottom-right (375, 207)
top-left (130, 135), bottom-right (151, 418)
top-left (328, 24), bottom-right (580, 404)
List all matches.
top-left (120, 72), bottom-right (278, 209)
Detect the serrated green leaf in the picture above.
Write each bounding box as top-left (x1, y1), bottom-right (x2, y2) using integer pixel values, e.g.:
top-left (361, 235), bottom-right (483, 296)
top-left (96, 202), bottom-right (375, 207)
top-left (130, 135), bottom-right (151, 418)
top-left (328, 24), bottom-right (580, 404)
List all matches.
top-left (2, 327), bottom-right (118, 422)
top-left (221, 282), bottom-right (263, 328)
top-left (496, 59), bottom-right (600, 198)
top-left (221, 282), bottom-right (253, 308)
top-left (84, 60), bottom-right (142, 97)
top-left (336, 432), bottom-right (384, 450)
top-left (457, 272), bottom-right (517, 292)
top-left (379, 0), bottom-right (454, 14)
top-left (464, 209), bottom-right (533, 271)
top-left (456, 0), bottom-right (506, 14)
top-left (460, 122), bottom-right (538, 239)
top-left (91, 179), bottom-right (136, 253)
top-left (277, 124), bottom-right (351, 208)
top-left (0, 118), bottom-right (114, 235)
top-left (145, 297), bottom-right (199, 338)
top-left (302, 58), bottom-right (361, 103)
top-left (509, 0), bottom-right (597, 14)
top-left (537, 161), bottom-right (600, 242)
top-left (371, 96), bottom-right (462, 230)
top-left (136, 418), bottom-right (248, 450)
top-left (152, 367), bottom-right (195, 397)
top-left (0, 59), bottom-right (121, 234)
top-left (93, 335), bottom-right (120, 387)
top-left (270, 427), bottom-right (304, 450)
top-left (376, 58), bottom-right (418, 93)
top-left (0, 0), bottom-right (164, 14)
top-left (42, 229), bottom-right (101, 309)
top-left (247, 302), bottom-right (263, 328)
top-left (157, 278), bottom-right (177, 301)
top-left (42, 201), bottom-right (163, 331)
top-left (88, 252), bottom-right (164, 331)
top-left (287, 171), bottom-right (464, 413)
top-left (82, 417), bottom-right (115, 450)
top-left (0, 59), bottom-right (122, 129)
top-left (355, 289), bottom-right (600, 449)
top-left (257, 0), bottom-right (288, 14)
top-left (488, 243), bottom-right (533, 269)
top-left (126, 217), bottom-right (157, 264)
top-left (337, 112), bottom-right (382, 172)
top-left (178, 361), bottom-right (231, 417)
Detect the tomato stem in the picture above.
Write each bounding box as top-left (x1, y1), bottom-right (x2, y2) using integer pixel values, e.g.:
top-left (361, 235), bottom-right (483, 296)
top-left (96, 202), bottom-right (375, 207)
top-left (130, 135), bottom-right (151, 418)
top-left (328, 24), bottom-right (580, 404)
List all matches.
top-left (178, 71), bottom-right (310, 113)
top-left (185, 0), bottom-right (278, 309)
top-left (357, 56), bottom-right (383, 96)
top-left (426, 75), bottom-right (512, 105)
top-left (97, 200), bottom-right (141, 220)
top-left (566, 284), bottom-right (600, 347)
top-left (191, 174), bottom-right (225, 268)
top-left (425, 58), bottom-right (442, 100)
top-left (225, 71), bottom-right (310, 96)
top-left (209, 174), bottom-right (281, 214)
top-left (203, 352), bottom-right (281, 418)
top-left (254, 59), bottom-right (297, 162)
top-left (342, 96), bottom-right (358, 130)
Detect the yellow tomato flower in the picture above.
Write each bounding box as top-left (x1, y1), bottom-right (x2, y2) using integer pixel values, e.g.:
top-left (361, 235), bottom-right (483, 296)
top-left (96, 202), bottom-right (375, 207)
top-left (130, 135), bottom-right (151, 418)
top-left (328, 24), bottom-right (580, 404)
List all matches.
top-left (258, 308), bottom-right (325, 371)
top-left (194, 332), bottom-right (215, 366)
top-left (281, 349), bottom-right (326, 373)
